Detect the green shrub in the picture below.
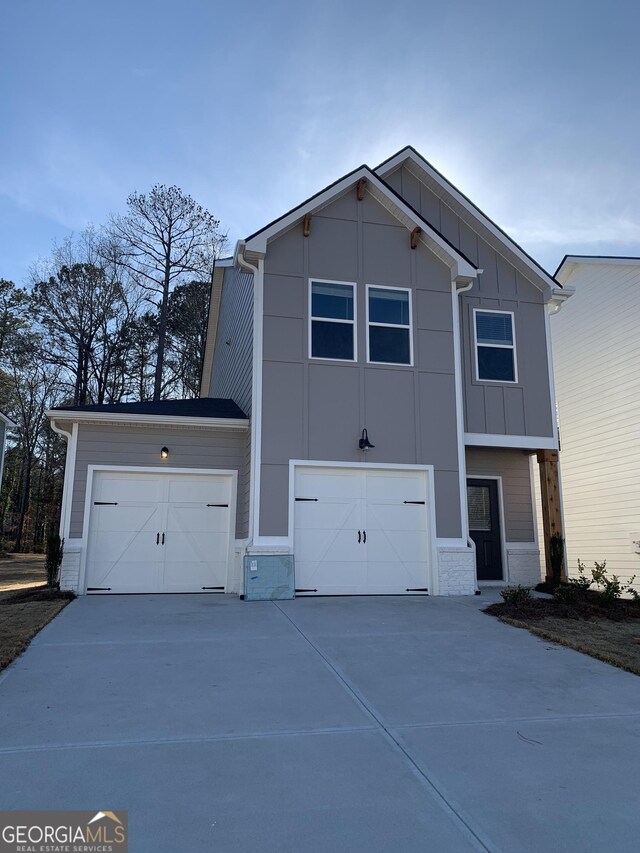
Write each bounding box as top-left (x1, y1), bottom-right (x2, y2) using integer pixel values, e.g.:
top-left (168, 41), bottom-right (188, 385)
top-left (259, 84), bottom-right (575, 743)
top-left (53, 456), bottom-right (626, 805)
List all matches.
top-left (45, 533), bottom-right (64, 589)
top-left (500, 585), bottom-right (532, 605)
top-left (574, 560), bottom-right (593, 590)
top-left (553, 583), bottom-right (578, 604)
top-left (549, 532), bottom-right (565, 585)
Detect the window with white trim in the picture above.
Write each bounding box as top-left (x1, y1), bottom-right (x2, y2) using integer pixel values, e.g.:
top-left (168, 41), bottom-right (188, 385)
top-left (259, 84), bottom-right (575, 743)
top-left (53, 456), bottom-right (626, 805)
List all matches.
top-left (310, 280), bottom-right (355, 361)
top-left (474, 309), bottom-right (517, 382)
top-left (367, 285), bottom-right (412, 365)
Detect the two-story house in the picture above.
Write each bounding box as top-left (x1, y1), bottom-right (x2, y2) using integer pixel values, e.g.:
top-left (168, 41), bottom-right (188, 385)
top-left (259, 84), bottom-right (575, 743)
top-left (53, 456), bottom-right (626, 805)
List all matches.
top-left (47, 147), bottom-right (569, 597)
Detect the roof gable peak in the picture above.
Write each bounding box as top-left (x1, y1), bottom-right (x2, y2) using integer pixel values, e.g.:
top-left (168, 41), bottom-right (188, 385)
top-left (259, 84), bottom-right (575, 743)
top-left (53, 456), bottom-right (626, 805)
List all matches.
top-left (242, 164), bottom-right (477, 280)
top-left (375, 146), bottom-right (561, 294)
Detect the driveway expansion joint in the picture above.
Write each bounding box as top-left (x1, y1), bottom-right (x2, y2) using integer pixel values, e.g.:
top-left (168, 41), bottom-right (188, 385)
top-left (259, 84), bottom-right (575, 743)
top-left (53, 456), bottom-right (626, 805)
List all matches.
top-left (271, 601), bottom-right (494, 853)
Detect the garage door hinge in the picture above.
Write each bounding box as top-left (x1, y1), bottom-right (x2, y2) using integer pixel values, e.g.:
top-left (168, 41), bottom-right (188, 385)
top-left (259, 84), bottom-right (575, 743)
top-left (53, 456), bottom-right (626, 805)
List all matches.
top-left (295, 497), bottom-right (318, 501)
top-left (206, 503), bottom-right (229, 507)
top-left (404, 500), bottom-right (425, 505)
top-left (94, 501), bottom-right (118, 505)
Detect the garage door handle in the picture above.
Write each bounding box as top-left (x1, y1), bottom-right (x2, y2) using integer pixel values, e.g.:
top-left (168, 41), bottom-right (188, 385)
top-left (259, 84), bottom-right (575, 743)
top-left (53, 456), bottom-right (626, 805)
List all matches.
top-left (162, 532), bottom-right (165, 545)
top-left (358, 530), bottom-right (361, 543)
top-left (363, 530), bottom-right (366, 543)
top-left (156, 532), bottom-right (160, 544)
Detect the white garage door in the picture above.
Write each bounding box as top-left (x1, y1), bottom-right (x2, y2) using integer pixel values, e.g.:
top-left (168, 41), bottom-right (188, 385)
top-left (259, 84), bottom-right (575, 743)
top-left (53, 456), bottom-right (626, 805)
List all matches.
top-left (294, 466), bottom-right (433, 595)
top-left (85, 470), bottom-right (234, 594)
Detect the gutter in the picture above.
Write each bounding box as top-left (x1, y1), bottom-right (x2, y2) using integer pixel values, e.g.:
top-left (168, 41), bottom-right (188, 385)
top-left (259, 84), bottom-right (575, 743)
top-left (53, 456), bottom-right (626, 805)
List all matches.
top-left (235, 241), bottom-right (261, 550)
top-left (45, 410), bottom-right (249, 431)
top-left (49, 419), bottom-right (78, 539)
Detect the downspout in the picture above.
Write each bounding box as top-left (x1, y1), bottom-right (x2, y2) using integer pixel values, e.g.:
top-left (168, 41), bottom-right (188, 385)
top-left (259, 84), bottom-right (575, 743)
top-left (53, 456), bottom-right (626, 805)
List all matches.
top-left (452, 273), bottom-right (481, 591)
top-left (49, 419), bottom-right (77, 541)
top-left (235, 242), bottom-right (261, 551)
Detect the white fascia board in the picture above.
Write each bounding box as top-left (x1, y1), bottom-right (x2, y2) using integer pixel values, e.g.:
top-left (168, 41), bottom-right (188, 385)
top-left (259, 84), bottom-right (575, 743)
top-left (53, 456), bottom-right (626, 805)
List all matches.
top-left (243, 166), bottom-right (478, 279)
top-left (0, 412), bottom-right (16, 427)
top-left (375, 148), bottom-right (558, 295)
top-left (215, 257), bottom-right (234, 268)
top-left (464, 432), bottom-right (557, 450)
top-left (548, 286), bottom-right (575, 312)
top-left (45, 410), bottom-right (249, 431)
top-left (555, 255), bottom-right (640, 284)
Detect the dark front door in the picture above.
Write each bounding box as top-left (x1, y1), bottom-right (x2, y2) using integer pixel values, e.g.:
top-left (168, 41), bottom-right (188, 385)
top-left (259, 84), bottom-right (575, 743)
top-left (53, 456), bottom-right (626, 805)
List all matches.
top-left (467, 479), bottom-right (503, 581)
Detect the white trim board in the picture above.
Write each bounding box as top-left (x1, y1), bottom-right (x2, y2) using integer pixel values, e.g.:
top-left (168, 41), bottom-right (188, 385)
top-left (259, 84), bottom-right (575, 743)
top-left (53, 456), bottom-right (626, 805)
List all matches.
top-left (78, 465), bottom-right (238, 595)
top-left (465, 433), bottom-right (557, 450)
top-left (556, 255), bottom-right (640, 284)
top-left (45, 410), bottom-right (249, 431)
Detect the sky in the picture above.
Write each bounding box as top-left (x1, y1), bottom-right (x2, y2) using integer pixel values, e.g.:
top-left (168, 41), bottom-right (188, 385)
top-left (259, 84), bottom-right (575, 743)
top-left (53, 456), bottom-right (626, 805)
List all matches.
top-left (1, 0), bottom-right (639, 285)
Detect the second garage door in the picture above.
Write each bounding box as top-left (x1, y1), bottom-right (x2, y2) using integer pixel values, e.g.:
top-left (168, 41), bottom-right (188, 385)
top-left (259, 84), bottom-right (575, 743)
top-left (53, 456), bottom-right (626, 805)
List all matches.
top-left (294, 466), bottom-right (433, 595)
top-left (84, 470), bottom-right (234, 594)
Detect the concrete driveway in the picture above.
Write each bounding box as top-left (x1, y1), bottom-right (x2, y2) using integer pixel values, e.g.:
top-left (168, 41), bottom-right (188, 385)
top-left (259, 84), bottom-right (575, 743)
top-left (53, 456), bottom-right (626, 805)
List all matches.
top-left (0, 594), bottom-right (639, 852)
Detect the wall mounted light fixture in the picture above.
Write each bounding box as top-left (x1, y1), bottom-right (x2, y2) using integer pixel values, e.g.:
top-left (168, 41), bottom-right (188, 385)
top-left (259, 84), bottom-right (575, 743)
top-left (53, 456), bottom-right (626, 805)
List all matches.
top-left (359, 429), bottom-right (375, 451)
top-left (160, 446), bottom-right (169, 459)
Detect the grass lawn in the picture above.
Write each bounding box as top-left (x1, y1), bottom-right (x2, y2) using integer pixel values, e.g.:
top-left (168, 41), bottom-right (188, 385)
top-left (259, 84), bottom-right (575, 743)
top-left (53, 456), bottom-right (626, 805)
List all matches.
top-left (485, 593), bottom-right (640, 676)
top-left (0, 587), bottom-right (75, 672)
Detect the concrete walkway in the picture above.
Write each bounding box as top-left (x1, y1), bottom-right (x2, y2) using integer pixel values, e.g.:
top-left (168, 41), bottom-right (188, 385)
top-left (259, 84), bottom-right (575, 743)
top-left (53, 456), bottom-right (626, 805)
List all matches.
top-left (0, 594), bottom-right (639, 852)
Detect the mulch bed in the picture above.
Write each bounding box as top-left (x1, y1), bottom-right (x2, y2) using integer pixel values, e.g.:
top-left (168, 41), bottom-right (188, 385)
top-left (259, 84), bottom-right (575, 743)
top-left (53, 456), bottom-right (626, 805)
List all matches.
top-left (0, 586), bottom-right (75, 672)
top-left (485, 590), bottom-right (640, 676)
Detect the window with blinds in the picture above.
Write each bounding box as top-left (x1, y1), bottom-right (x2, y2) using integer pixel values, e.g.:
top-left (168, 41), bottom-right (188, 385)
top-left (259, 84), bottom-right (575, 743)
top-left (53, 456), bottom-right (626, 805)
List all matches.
top-left (474, 309), bottom-right (517, 382)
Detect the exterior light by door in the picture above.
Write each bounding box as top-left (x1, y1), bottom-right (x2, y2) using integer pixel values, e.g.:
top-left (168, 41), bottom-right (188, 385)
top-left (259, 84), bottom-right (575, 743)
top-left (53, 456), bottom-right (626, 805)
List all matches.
top-left (359, 429), bottom-right (375, 451)
top-left (160, 446), bottom-right (169, 459)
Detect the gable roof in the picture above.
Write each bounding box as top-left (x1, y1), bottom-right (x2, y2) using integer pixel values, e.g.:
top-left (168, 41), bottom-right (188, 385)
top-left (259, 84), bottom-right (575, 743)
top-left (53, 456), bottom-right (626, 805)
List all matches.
top-left (241, 164), bottom-right (478, 281)
top-left (50, 397), bottom-right (247, 419)
top-left (555, 254), bottom-right (640, 284)
top-left (375, 146), bottom-right (561, 294)
top-left (47, 397), bottom-right (249, 430)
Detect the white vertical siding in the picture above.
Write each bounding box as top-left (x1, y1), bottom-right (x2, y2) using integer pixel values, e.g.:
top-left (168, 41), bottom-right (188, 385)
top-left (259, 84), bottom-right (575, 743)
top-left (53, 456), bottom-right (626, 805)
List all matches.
top-left (552, 261), bottom-right (640, 589)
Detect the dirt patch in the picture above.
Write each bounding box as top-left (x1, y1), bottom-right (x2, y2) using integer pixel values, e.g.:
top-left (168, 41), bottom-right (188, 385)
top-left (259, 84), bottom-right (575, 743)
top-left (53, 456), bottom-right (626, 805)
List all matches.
top-left (0, 554), bottom-right (47, 591)
top-left (0, 586), bottom-right (74, 672)
top-left (485, 593), bottom-right (640, 676)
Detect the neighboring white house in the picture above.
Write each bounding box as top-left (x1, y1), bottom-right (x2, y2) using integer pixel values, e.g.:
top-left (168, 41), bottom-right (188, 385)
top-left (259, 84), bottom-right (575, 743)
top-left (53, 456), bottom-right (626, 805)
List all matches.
top-left (553, 256), bottom-right (640, 589)
top-left (0, 410), bottom-right (15, 499)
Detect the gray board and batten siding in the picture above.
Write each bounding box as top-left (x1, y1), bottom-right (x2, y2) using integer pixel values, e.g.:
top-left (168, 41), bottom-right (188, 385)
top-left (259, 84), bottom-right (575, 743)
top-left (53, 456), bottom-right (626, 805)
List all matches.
top-left (70, 424), bottom-right (250, 540)
top-left (465, 447), bottom-right (535, 542)
top-left (259, 190), bottom-right (463, 539)
top-left (384, 165), bottom-right (554, 438)
top-left (208, 267), bottom-right (254, 416)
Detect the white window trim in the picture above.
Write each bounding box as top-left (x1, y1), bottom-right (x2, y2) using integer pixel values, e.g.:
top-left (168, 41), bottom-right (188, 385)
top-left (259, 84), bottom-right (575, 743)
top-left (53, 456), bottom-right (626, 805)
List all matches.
top-left (308, 278), bottom-right (357, 363)
top-left (473, 308), bottom-right (518, 384)
top-left (366, 284), bottom-right (414, 366)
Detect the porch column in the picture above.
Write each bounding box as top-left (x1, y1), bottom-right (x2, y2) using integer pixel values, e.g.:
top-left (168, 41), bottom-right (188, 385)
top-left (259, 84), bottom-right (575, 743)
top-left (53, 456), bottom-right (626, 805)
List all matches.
top-left (536, 449), bottom-right (566, 582)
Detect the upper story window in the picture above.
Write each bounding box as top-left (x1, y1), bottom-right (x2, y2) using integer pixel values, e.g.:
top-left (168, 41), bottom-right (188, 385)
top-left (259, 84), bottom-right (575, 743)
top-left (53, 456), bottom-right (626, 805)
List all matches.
top-left (474, 309), bottom-right (517, 382)
top-left (310, 280), bottom-right (356, 361)
top-left (367, 285), bottom-right (413, 365)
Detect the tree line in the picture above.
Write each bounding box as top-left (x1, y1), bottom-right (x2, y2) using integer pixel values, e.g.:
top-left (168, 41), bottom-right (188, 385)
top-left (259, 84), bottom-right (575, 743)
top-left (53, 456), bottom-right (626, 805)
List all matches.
top-left (1, 185), bottom-right (226, 552)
